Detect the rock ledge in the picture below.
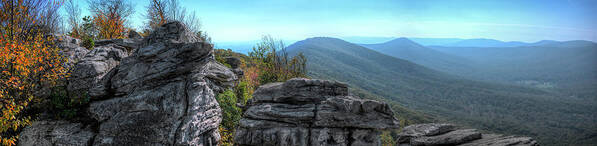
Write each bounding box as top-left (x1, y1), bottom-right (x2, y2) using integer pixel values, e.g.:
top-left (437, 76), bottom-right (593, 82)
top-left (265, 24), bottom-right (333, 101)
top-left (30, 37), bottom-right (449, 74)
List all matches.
top-left (397, 123), bottom-right (538, 146)
top-left (234, 78), bottom-right (400, 146)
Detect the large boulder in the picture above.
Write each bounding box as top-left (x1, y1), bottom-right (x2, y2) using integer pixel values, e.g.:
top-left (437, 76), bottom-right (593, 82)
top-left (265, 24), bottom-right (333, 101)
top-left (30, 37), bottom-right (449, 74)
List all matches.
top-left (67, 44), bottom-right (129, 92)
top-left (87, 21), bottom-right (236, 145)
top-left (19, 21), bottom-right (236, 146)
top-left (396, 123), bottom-right (538, 146)
top-left (234, 78), bottom-right (400, 146)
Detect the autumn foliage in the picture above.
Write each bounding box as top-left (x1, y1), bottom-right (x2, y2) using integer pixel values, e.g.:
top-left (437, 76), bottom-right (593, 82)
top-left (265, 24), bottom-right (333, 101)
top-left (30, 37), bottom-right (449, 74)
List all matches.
top-left (93, 12), bottom-right (126, 39)
top-left (88, 0), bottom-right (133, 39)
top-left (0, 0), bottom-right (67, 145)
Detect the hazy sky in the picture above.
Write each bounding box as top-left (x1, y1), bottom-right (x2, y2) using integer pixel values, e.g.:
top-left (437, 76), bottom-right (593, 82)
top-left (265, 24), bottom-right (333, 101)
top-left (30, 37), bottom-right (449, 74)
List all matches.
top-left (73, 0), bottom-right (596, 42)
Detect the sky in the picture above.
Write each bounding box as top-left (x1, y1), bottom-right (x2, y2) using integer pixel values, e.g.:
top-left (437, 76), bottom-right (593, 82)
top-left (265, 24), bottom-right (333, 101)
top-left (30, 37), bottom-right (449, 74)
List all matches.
top-left (71, 0), bottom-right (596, 43)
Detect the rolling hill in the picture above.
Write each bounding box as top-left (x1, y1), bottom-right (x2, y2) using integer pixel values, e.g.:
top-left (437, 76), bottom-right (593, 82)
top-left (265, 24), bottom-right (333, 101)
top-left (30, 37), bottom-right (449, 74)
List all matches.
top-left (430, 40), bottom-right (597, 89)
top-left (361, 37), bottom-right (476, 75)
top-left (363, 38), bottom-right (597, 102)
top-left (286, 37), bottom-right (597, 145)
top-left (409, 38), bottom-right (528, 47)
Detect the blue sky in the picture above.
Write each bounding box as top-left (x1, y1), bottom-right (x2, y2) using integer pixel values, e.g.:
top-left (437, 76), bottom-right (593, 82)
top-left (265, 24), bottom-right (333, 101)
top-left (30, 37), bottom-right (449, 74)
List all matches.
top-left (72, 0), bottom-right (596, 43)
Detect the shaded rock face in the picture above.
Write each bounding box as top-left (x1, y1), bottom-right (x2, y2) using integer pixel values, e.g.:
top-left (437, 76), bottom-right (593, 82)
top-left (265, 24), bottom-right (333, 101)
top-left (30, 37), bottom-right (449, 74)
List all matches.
top-left (397, 123), bottom-right (538, 146)
top-left (18, 121), bottom-right (95, 146)
top-left (224, 57), bottom-right (243, 77)
top-left (234, 78), bottom-right (400, 146)
top-left (68, 31), bottom-right (144, 93)
top-left (19, 21), bottom-right (236, 146)
top-left (67, 44), bottom-right (129, 92)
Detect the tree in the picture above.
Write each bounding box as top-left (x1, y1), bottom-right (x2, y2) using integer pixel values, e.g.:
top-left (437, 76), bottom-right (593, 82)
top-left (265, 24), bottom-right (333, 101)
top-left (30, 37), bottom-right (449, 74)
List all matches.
top-left (0, 0), bottom-right (67, 145)
top-left (248, 35), bottom-right (308, 85)
top-left (145, 0), bottom-right (167, 30)
top-left (87, 0), bottom-right (134, 39)
top-left (0, 0), bottom-right (63, 35)
top-left (144, 0), bottom-right (208, 42)
top-left (64, 0), bottom-right (82, 38)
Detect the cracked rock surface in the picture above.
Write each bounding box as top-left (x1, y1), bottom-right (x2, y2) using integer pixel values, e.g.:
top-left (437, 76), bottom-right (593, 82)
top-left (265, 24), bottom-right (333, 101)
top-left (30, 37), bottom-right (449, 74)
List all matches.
top-left (397, 123), bottom-right (538, 146)
top-left (234, 78), bottom-right (400, 146)
top-left (19, 21), bottom-right (236, 146)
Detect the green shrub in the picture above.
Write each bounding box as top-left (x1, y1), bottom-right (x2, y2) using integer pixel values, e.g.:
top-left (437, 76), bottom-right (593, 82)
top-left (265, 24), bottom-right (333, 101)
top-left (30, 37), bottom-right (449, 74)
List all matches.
top-left (381, 130), bottom-right (398, 146)
top-left (216, 89), bottom-right (242, 145)
top-left (81, 37), bottom-right (94, 50)
top-left (216, 89), bottom-right (242, 129)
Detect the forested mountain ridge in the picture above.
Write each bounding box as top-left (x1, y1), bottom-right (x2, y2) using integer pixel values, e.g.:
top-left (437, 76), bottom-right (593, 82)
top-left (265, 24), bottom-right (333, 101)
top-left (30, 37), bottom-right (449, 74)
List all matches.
top-left (286, 37), bottom-right (597, 145)
top-left (361, 37), bottom-right (476, 76)
top-left (430, 40), bottom-right (597, 100)
top-left (364, 37), bottom-right (597, 101)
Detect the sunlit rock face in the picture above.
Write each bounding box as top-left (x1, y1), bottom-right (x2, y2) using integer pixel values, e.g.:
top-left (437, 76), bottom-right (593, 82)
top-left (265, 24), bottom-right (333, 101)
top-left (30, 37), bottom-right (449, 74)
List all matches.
top-left (234, 78), bottom-right (400, 146)
top-left (19, 21), bottom-right (237, 146)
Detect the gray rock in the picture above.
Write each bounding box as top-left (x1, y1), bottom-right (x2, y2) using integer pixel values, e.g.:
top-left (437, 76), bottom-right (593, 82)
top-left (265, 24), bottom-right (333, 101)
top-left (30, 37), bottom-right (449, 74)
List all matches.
top-left (461, 134), bottom-right (538, 146)
top-left (224, 57), bottom-right (241, 68)
top-left (52, 34), bottom-right (89, 67)
top-left (315, 96), bottom-right (397, 129)
top-left (396, 123), bottom-right (538, 146)
top-left (410, 129), bottom-right (481, 146)
top-left (235, 78), bottom-right (400, 146)
top-left (94, 38), bottom-right (141, 53)
top-left (396, 123), bottom-right (456, 143)
top-left (21, 21), bottom-right (235, 146)
top-left (224, 57), bottom-right (244, 76)
top-left (18, 121), bottom-right (95, 146)
top-left (67, 44), bottom-right (128, 92)
top-left (251, 78), bottom-right (349, 103)
top-left (88, 21), bottom-right (236, 145)
top-left (128, 30), bottom-right (143, 39)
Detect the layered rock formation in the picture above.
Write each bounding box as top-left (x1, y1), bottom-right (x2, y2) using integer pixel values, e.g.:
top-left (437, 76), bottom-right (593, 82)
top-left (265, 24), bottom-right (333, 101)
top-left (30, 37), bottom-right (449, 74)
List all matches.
top-left (19, 21), bottom-right (236, 146)
top-left (88, 21), bottom-right (235, 145)
top-left (396, 123), bottom-right (538, 146)
top-left (18, 121), bottom-right (95, 146)
top-left (234, 78), bottom-right (400, 146)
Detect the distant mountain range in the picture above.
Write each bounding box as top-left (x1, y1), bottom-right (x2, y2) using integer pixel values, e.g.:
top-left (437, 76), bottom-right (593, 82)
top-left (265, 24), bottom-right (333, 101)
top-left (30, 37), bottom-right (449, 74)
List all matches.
top-left (411, 37), bottom-right (597, 48)
top-left (215, 36), bottom-right (596, 54)
top-left (215, 39), bottom-right (299, 54)
top-left (285, 37), bottom-right (597, 145)
top-left (364, 38), bottom-right (597, 89)
top-left (361, 37), bottom-right (476, 75)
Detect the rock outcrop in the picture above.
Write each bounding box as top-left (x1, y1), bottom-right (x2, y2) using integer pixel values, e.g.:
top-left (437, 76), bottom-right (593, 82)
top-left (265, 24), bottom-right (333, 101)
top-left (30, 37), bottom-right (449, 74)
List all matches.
top-left (18, 121), bottom-right (95, 146)
top-left (88, 21), bottom-right (236, 145)
top-left (396, 123), bottom-right (538, 146)
top-left (68, 31), bottom-right (144, 93)
top-left (234, 78), bottom-right (400, 146)
top-left (52, 34), bottom-right (89, 67)
top-left (224, 57), bottom-right (243, 76)
top-left (67, 44), bottom-right (129, 92)
top-left (19, 21), bottom-right (237, 146)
